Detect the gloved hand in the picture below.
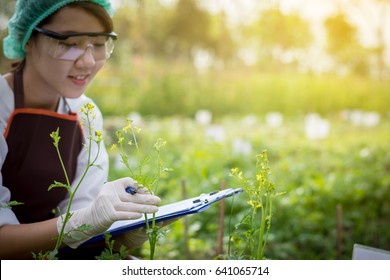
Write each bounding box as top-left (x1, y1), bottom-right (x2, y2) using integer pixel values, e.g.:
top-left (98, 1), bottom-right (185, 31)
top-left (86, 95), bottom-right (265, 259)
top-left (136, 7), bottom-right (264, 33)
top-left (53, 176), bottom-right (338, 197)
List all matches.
top-left (57, 177), bottom-right (161, 248)
top-left (114, 227), bottom-right (148, 251)
top-left (114, 218), bottom-right (180, 251)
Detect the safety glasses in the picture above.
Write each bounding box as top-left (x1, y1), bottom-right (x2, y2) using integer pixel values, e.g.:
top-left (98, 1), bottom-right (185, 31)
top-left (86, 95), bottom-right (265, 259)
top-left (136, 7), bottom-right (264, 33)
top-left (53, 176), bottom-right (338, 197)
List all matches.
top-left (34, 27), bottom-right (117, 61)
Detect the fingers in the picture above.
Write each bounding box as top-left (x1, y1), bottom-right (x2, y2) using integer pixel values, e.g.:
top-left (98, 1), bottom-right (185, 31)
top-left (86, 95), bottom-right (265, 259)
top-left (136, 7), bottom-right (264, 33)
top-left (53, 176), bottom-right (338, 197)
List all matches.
top-left (118, 187), bottom-right (161, 205)
top-left (116, 200), bottom-right (159, 214)
top-left (128, 193), bottom-right (161, 204)
top-left (115, 229), bottom-right (148, 250)
top-left (104, 177), bottom-right (161, 221)
top-left (115, 177), bottom-right (161, 205)
top-left (135, 187), bottom-right (151, 195)
top-left (115, 211), bottom-right (143, 220)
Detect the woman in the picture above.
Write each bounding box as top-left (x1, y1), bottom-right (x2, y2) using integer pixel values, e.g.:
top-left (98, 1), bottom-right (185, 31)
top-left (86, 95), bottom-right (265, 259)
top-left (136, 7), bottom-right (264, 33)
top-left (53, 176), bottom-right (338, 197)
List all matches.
top-left (0, 0), bottom-right (160, 259)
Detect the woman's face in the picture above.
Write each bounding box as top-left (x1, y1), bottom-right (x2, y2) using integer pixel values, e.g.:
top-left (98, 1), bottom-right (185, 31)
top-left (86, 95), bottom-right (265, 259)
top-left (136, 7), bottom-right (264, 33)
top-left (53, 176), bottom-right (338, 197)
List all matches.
top-left (26, 6), bottom-right (107, 99)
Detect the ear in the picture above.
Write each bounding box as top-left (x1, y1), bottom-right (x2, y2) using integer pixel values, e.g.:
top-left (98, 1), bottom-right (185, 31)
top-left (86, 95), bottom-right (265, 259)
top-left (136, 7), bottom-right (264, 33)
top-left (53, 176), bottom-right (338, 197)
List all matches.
top-left (24, 39), bottom-right (34, 53)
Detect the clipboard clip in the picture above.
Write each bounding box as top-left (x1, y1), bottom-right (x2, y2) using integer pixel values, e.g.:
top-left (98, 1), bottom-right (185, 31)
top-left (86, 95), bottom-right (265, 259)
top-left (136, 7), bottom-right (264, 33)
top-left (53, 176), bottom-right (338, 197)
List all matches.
top-left (192, 188), bottom-right (243, 204)
top-left (192, 194), bottom-right (209, 204)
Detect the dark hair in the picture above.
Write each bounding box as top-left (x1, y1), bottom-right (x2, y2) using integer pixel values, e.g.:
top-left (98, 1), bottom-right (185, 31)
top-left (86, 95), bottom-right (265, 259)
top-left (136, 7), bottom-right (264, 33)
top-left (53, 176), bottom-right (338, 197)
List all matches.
top-left (39, 2), bottom-right (114, 32)
top-left (12, 1), bottom-right (114, 71)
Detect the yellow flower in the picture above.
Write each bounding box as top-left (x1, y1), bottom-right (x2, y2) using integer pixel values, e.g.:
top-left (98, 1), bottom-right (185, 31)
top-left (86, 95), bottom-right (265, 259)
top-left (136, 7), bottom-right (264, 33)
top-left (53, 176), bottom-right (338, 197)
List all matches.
top-left (118, 136), bottom-right (125, 144)
top-left (122, 124), bottom-right (131, 133)
top-left (94, 130), bottom-right (103, 142)
top-left (231, 167), bottom-right (239, 174)
top-left (87, 103), bottom-right (94, 111)
top-left (110, 144), bottom-right (117, 150)
top-left (247, 200), bottom-right (261, 208)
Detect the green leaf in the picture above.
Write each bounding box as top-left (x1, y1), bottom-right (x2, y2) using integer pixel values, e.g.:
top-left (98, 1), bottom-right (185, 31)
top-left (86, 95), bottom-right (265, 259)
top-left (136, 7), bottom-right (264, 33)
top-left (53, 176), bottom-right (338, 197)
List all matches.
top-left (48, 181), bottom-right (69, 191)
top-left (0, 200), bottom-right (24, 209)
top-left (50, 127), bottom-right (61, 148)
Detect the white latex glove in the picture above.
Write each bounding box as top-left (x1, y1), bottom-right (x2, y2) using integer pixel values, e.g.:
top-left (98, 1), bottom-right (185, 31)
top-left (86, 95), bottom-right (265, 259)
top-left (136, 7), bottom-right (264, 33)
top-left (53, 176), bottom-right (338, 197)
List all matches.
top-left (114, 218), bottom-right (179, 251)
top-left (114, 228), bottom-right (148, 250)
top-left (57, 177), bottom-right (161, 248)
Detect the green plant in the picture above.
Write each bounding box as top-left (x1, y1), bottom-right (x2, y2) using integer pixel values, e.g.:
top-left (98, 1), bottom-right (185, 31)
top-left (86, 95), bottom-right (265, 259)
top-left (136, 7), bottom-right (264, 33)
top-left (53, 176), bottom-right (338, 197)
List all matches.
top-left (96, 233), bottom-right (129, 260)
top-left (0, 201), bottom-right (23, 209)
top-left (112, 119), bottom-right (170, 260)
top-left (228, 150), bottom-right (284, 260)
top-left (33, 103), bottom-right (103, 259)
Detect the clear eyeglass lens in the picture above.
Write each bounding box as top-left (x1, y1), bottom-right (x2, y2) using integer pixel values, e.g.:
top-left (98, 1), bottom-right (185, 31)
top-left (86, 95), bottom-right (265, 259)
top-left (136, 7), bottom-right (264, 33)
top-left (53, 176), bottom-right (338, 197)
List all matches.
top-left (44, 36), bottom-right (115, 61)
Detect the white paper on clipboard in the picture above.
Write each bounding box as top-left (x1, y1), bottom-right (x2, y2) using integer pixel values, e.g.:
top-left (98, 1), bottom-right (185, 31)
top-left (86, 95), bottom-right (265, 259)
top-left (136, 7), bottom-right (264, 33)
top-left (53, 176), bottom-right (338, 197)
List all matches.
top-left (82, 187), bottom-right (243, 246)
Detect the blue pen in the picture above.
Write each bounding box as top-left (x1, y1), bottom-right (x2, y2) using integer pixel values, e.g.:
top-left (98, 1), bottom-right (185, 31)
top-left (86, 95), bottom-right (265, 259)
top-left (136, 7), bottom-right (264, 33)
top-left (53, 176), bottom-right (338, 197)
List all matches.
top-left (125, 186), bottom-right (137, 195)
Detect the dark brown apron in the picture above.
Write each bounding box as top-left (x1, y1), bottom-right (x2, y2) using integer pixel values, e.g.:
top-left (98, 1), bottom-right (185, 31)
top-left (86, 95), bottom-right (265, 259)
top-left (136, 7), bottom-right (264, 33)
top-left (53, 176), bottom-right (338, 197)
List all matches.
top-left (2, 67), bottom-right (84, 224)
top-left (2, 68), bottom-right (108, 259)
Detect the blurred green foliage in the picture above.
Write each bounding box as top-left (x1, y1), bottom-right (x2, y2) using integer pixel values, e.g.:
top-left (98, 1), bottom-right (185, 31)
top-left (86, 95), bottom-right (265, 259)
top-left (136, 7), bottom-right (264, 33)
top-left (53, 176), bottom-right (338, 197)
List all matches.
top-left (2, 0), bottom-right (390, 78)
top-left (89, 60), bottom-right (390, 118)
top-left (105, 115), bottom-right (390, 260)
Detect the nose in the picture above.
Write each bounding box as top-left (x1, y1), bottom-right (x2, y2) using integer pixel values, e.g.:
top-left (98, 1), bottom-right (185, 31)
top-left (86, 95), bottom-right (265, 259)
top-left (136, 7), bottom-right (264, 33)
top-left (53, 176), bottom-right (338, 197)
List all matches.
top-left (75, 45), bottom-right (96, 68)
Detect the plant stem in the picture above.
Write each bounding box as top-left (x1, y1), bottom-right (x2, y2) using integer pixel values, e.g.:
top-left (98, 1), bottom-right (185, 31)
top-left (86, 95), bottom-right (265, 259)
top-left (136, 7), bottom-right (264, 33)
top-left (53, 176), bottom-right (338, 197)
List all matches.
top-left (53, 143), bottom-right (72, 251)
top-left (54, 114), bottom-right (100, 253)
top-left (263, 192), bottom-right (272, 254)
top-left (257, 200), bottom-right (266, 259)
top-left (227, 192), bottom-right (236, 258)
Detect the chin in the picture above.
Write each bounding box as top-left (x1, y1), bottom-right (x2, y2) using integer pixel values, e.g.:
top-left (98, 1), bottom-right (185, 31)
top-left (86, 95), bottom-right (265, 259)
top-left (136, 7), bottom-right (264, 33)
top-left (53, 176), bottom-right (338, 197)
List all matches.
top-left (62, 91), bottom-right (85, 99)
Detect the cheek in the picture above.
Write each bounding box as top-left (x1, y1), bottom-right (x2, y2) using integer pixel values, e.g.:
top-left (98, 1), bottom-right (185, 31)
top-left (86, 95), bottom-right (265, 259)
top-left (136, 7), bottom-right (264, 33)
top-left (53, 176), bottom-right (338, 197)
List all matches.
top-left (94, 61), bottom-right (106, 73)
top-left (89, 61), bottom-right (106, 79)
top-left (29, 44), bottom-right (71, 79)
top-left (40, 60), bottom-right (70, 82)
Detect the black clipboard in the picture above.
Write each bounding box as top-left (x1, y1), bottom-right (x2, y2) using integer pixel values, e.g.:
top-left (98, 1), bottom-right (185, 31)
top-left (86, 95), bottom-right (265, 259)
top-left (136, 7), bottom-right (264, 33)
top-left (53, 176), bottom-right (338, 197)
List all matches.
top-left (82, 187), bottom-right (243, 246)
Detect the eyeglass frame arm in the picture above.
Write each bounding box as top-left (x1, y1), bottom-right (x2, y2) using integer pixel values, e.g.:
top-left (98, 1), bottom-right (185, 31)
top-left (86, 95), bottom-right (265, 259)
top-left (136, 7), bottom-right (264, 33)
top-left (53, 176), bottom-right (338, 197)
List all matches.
top-left (34, 27), bottom-right (117, 40)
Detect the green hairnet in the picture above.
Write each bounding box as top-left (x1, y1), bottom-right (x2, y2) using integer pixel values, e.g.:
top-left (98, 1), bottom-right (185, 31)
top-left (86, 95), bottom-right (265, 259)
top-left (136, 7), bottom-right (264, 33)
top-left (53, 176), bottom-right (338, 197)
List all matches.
top-left (3, 0), bottom-right (114, 59)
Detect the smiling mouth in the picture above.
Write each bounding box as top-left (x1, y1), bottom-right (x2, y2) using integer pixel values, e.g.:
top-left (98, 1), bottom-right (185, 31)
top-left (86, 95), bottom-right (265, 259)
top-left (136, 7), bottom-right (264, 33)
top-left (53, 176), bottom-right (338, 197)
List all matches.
top-left (70, 75), bottom-right (88, 81)
top-left (69, 74), bottom-right (91, 86)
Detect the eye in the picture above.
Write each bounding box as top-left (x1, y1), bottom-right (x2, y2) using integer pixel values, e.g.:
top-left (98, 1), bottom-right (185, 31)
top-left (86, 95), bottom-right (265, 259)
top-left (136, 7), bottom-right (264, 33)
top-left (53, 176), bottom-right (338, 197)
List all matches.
top-left (93, 43), bottom-right (105, 50)
top-left (58, 41), bottom-right (77, 49)
top-left (93, 38), bottom-right (107, 48)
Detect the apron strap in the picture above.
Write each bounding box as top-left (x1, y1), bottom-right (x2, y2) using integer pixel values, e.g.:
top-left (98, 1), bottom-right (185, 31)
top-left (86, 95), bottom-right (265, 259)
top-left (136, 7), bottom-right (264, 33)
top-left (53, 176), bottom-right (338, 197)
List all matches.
top-left (13, 67), bottom-right (25, 108)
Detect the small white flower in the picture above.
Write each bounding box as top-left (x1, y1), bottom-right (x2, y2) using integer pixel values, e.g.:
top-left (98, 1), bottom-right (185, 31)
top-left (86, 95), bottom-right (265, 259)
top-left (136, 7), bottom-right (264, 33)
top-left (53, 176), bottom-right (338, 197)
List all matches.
top-left (241, 114), bottom-right (259, 127)
top-left (361, 112), bottom-right (380, 127)
top-left (304, 113), bottom-right (330, 140)
top-left (195, 110), bottom-right (212, 125)
top-left (232, 139), bottom-right (252, 156)
top-left (265, 112), bottom-right (284, 128)
top-left (127, 111), bottom-right (143, 126)
top-left (205, 125), bottom-right (225, 142)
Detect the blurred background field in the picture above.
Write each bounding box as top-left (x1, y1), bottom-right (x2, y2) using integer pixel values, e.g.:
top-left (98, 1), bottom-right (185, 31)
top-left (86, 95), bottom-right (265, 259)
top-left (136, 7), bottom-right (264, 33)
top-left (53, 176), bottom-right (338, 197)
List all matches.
top-left (1, 0), bottom-right (390, 259)
top-left (105, 113), bottom-right (390, 260)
